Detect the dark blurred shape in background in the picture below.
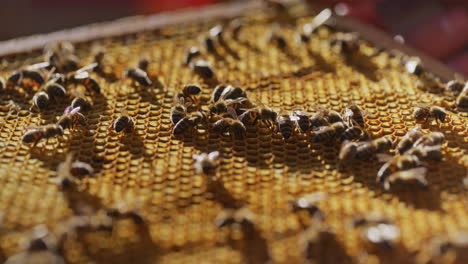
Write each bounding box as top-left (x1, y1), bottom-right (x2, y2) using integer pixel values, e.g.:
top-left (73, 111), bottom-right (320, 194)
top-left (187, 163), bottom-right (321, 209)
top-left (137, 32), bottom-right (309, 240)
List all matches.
top-left (0, 0), bottom-right (219, 41)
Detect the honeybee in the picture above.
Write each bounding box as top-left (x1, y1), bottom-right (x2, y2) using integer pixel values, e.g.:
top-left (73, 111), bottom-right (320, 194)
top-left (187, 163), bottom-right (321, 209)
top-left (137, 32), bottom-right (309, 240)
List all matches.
top-left (220, 85), bottom-right (247, 101)
top-left (185, 46), bottom-right (201, 65)
top-left (209, 97), bottom-right (246, 115)
top-left (340, 122), bottom-right (364, 141)
top-left (238, 108), bottom-right (260, 126)
top-left (211, 84), bottom-right (229, 103)
top-left (172, 116), bottom-right (192, 136)
top-left (203, 36), bottom-right (216, 53)
top-left (70, 64), bottom-right (101, 93)
top-left (268, 31), bottom-right (288, 50)
top-left (277, 112), bottom-right (296, 139)
top-left (7, 62), bottom-right (49, 87)
top-left (290, 192), bottom-right (327, 219)
top-left (413, 131), bottom-right (445, 147)
top-left (212, 116), bottom-right (246, 139)
top-left (210, 24), bottom-right (224, 40)
top-left (340, 137), bottom-right (392, 162)
top-left (193, 151), bottom-right (220, 175)
top-left (192, 60), bottom-right (214, 79)
top-left (256, 105), bottom-right (278, 127)
top-left (239, 105), bottom-right (278, 128)
top-left (137, 58), bottom-right (149, 71)
top-left (174, 84), bottom-right (202, 104)
top-left (417, 232), bottom-right (468, 264)
top-left (405, 56), bottom-right (423, 76)
top-left (456, 85), bottom-right (468, 109)
top-left (112, 109), bottom-right (135, 133)
top-left (312, 106), bottom-right (343, 124)
top-left (56, 106), bottom-right (87, 130)
top-left (4, 225), bottom-right (66, 264)
top-left (299, 9), bottom-right (333, 42)
top-left (313, 122), bottom-right (346, 143)
top-left (339, 141), bottom-right (359, 164)
top-left (31, 91), bottom-right (50, 111)
top-left (107, 200), bottom-right (145, 225)
top-left (44, 41), bottom-right (79, 72)
top-left (309, 109), bottom-right (329, 128)
top-left (22, 124), bottom-right (64, 146)
top-left (70, 91), bottom-right (92, 112)
top-left (292, 110), bottom-right (311, 132)
top-left (230, 19), bottom-right (243, 41)
top-left (58, 153), bottom-right (93, 179)
top-left (215, 207), bottom-right (256, 228)
top-left (344, 102), bottom-right (366, 127)
top-left (351, 214), bottom-right (400, 250)
top-left (354, 137), bottom-right (393, 160)
top-left (413, 104), bottom-right (447, 123)
top-left (170, 97), bottom-right (192, 125)
top-left (54, 153), bottom-right (79, 189)
top-left (397, 127), bottom-right (424, 154)
top-left (445, 79), bottom-right (466, 95)
top-left (125, 67), bottom-right (152, 86)
top-left (70, 161), bottom-right (93, 177)
top-left (44, 81), bottom-right (67, 99)
top-left (331, 33), bottom-right (361, 56)
top-left (406, 145), bottom-right (443, 161)
top-left (172, 111), bottom-right (208, 136)
top-left (190, 110), bottom-right (209, 126)
top-left (382, 167), bottom-right (428, 190)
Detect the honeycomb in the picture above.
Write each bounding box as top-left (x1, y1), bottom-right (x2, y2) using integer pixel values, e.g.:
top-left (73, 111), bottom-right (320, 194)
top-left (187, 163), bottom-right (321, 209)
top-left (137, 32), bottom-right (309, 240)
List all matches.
top-left (0, 2), bottom-right (467, 264)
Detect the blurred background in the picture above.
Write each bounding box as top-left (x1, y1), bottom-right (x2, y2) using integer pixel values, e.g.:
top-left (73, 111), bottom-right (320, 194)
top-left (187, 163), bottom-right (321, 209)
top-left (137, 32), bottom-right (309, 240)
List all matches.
top-left (0, 0), bottom-right (466, 75)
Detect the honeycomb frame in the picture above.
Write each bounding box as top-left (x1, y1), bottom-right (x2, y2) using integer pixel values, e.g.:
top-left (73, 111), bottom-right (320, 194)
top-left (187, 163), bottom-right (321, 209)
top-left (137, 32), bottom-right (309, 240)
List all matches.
top-left (0, 1), bottom-right (467, 264)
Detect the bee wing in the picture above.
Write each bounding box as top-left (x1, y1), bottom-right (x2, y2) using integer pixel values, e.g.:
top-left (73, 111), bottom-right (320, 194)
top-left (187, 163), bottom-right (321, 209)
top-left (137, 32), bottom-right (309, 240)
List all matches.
top-left (69, 106), bottom-right (81, 115)
top-left (293, 109), bottom-right (309, 117)
top-left (76, 63), bottom-right (98, 74)
top-left (227, 106), bottom-right (238, 119)
top-left (238, 111), bottom-right (248, 121)
top-left (63, 106), bottom-right (71, 115)
top-left (410, 126), bottom-right (422, 133)
top-left (208, 151), bottom-right (220, 161)
top-left (219, 85), bottom-right (234, 100)
top-left (193, 153), bottom-right (207, 162)
top-left (390, 167), bottom-right (428, 182)
top-left (289, 115), bottom-right (300, 121)
top-left (74, 71), bottom-right (89, 80)
top-left (175, 96), bottom-right (184, 105)
top-left (26, 61), bottom-right (50, 71)
top-left (344, 109), bottom-right (354, 118)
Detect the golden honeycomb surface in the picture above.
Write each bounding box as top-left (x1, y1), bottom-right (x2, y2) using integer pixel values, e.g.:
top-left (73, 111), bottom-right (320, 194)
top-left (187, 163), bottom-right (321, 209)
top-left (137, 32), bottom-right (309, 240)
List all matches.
top-left (0, 3), bottom-right (467, 264)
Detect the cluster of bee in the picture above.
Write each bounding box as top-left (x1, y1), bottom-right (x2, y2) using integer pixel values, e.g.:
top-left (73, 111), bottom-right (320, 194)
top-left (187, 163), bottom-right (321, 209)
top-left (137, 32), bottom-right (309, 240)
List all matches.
top-left (446, 79), bottom-right (468, 109)
top-left (3, 43), bottom-right (101, 112)
top-left (22, 105), bottom-right (86, 146)
top-left (172, 78), bottom-right (374, 147)
top-left (376, 128), bottom-right (445, 190)
top-left (3, 197), bottom-right (147, 264)
top-left (183, 19), bottom-right (252, 80)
